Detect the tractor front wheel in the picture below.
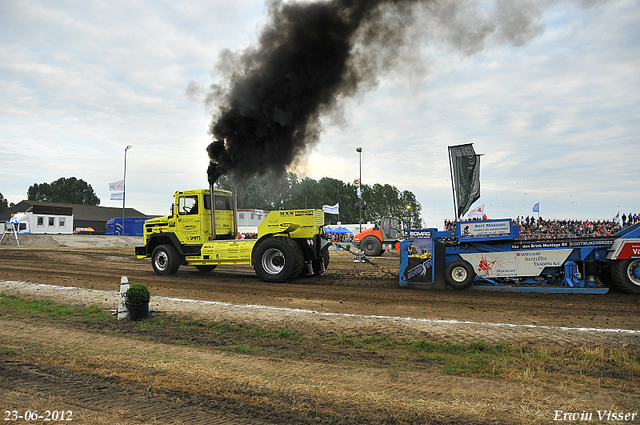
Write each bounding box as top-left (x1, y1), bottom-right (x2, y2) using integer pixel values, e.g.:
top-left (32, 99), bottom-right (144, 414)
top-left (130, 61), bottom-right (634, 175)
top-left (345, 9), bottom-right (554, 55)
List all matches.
top-left (151, 244), bottom-right (181, 275)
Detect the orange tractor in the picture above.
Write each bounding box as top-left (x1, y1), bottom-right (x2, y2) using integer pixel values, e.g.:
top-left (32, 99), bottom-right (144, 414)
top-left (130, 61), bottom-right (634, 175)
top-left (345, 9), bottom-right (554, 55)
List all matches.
top-left (352, 216), bottom-right (404, 256)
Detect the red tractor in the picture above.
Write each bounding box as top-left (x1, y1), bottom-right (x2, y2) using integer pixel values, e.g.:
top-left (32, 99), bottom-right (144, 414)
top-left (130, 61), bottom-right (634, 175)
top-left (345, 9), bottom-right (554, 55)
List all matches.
top-left (352, 216), bottom-right (404, 256)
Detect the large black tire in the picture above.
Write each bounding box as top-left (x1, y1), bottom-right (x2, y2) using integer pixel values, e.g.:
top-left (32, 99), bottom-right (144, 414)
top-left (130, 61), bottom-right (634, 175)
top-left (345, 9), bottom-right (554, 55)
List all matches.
top-left (445, 259), bottom-right (475, 289)
top-left (361, 236), bottom-right (383, 257)
top-left (611, 259), bottom-right (640, 294)
top-left (195, 265), bottom-right (217, 272)
top-left (253, 237), bottom-right (304, 283)
top-left (151, 244), bottom-right (181, 275)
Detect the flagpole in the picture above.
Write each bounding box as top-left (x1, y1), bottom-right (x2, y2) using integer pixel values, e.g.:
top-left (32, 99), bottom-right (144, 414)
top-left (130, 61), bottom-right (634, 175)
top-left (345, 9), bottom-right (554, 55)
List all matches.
top-left (123, 145), bottom-right (132, 235)
top-left (356, 147), bottom-right (362, 233)
top-left (448, 146), bottom-right (458, 222)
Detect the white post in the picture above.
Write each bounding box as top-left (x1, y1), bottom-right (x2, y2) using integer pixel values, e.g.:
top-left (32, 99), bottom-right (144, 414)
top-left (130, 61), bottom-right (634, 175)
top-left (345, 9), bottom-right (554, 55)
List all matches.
top-left (118, 276), bottom-right (130, 320)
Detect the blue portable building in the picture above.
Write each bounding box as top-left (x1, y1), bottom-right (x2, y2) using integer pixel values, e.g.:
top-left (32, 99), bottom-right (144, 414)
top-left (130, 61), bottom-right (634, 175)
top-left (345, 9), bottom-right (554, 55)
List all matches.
top-left (105, 217), bottom-right (157, 237)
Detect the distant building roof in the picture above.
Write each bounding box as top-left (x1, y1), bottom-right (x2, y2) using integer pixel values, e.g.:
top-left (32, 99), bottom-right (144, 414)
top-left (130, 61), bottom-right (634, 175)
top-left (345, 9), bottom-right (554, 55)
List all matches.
top-left (0, 200), bottom-right (147, 222)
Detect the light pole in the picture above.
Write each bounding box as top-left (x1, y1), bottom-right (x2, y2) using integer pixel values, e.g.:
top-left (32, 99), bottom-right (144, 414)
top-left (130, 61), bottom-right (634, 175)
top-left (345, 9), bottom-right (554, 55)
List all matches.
top-left (356, 147), bottom-right (362, 233)
top-left (122, 145), bottom-right (132, 235)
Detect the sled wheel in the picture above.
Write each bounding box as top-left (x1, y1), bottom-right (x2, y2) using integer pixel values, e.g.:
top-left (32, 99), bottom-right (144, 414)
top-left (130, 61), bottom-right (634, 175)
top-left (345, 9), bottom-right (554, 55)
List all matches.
top-left (151, 244), bottom-right (181, 275)
top-left (445, 259), bottom-right (475, 289)
top-left (253, 237), bottom-right (304, 283)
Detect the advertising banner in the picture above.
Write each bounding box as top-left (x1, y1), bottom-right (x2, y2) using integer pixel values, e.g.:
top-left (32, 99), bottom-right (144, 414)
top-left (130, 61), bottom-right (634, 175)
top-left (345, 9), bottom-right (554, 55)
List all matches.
top-left (400, 229), bottom-right (435, 285)
top-left (460, 249), bottom-right (573, 278)
top-left (616, 241), bottom-right (640, 260)
top-left (458, 219), bottom-right (513, 242)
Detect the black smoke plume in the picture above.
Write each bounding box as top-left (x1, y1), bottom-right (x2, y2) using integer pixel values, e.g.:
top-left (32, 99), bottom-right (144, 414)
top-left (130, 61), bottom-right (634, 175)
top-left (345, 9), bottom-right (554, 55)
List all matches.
top-left (206, 0), bottom-right (551, 185)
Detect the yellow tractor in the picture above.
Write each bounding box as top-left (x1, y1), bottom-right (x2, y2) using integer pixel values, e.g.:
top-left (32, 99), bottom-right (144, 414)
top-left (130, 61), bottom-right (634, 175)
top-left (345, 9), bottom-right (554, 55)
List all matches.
top-left (135, 188), bottom-right (330, 282)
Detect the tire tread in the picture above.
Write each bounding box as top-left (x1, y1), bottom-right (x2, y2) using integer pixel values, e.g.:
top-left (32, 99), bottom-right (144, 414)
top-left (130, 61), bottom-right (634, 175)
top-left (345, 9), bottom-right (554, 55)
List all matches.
top-left (611, 259), bottom-right (640, 294)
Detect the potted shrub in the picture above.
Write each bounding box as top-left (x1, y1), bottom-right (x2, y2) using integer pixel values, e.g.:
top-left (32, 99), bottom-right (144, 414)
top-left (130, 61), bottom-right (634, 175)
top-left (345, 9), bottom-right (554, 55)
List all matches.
top-left (125, 283), bottom-right (150, 321)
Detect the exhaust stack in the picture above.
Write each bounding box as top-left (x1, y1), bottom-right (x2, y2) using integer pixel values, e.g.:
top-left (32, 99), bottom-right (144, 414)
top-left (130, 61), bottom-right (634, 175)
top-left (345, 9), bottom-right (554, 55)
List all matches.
top-left (233, 190), bottom-right (238, 238)
top-left (209, 184), bottom-right (216, 241)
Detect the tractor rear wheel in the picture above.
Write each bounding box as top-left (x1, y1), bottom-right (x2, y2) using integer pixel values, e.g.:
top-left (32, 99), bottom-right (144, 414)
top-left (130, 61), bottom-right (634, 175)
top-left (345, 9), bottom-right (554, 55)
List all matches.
top-left (611, 259), bottom-right (640, 294)
top-left (445, 259), bottom-right (475, 289)
top-left (361, 236), bottom-right (383, 256)
top-left (253, 237), bottom-right (304, 283)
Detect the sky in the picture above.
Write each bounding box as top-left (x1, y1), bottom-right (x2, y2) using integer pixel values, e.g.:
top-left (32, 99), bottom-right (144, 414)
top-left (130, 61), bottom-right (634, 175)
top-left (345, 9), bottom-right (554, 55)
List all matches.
top-left (1, 0), bottom-right (638, 228)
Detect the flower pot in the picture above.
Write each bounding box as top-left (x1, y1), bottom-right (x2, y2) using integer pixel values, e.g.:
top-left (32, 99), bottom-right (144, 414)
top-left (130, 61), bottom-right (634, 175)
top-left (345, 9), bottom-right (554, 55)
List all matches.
top-left (126, 302), bottom-right (149, 321)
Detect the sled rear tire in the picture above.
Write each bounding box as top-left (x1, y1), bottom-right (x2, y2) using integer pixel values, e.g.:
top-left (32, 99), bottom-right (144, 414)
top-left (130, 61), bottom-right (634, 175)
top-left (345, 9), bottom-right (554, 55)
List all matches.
top-left (445, 259), bottom-right (475, 289)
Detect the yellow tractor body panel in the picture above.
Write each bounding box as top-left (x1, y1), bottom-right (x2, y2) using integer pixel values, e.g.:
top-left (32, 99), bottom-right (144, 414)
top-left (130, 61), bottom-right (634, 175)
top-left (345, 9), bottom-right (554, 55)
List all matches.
top-left (259, 209), bottom-right (324, 239)
top-left (187, 239), bottom-right (256, 266)
top-left (186, 208), bottom-right (324, 266)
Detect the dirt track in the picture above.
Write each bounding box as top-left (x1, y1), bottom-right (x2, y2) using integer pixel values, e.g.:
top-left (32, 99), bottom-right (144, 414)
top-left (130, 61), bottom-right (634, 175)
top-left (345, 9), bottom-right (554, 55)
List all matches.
top-left (1, 246), bottom-right (640, 424)
top-left (2, 247), bottom-right (640, 337)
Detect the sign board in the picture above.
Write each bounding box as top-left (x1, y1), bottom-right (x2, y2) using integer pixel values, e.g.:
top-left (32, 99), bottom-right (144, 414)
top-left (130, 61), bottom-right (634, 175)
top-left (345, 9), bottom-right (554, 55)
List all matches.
top-left (460, 249), bottom-right (573, 278)
top-left (400, 229), bottom-right (435, 285)
top-left (457, 219), bottom-right (515, 242)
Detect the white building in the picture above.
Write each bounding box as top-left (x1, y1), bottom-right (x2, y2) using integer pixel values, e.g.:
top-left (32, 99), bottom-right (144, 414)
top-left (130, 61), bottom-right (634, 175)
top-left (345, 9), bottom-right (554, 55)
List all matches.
top-left (10, 205), bottom-right (74, 234)
top-left (237, 209), bottom-right (270, 234)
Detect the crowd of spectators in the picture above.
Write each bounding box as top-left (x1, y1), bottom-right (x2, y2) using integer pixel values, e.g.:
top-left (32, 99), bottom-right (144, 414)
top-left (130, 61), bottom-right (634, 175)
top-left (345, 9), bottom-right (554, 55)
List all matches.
top-left (326, 233), bottom-right (354, 243)
top-left (444, 213), bottom-right (639, 240)
top-left (518, 217), bottom-right (621, 240)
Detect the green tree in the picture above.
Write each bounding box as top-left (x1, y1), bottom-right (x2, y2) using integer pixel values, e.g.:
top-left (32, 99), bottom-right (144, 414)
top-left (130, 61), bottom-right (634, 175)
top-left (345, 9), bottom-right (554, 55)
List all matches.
top-left (317, 177), bottom-right (356, 225)
top-left (27, 177), bottom-right (100, 205)
top-left (215, 172), bottom-right (292, 210)
top-left (283, 176), bottom-right (316, 210)
top-left (0, 192), bottom-right (10, 213)
top-left (215, 172), bottom-right (421, 228)
top-left (359, 183), bottom-right (422, 228)
top-left (399, 190), bottom-right (422, 228)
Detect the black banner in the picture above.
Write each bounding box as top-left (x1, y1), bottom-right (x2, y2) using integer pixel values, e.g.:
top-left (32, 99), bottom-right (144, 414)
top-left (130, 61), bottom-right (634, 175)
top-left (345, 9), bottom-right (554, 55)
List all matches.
top-left (449, 144), bottom-right (480, 218)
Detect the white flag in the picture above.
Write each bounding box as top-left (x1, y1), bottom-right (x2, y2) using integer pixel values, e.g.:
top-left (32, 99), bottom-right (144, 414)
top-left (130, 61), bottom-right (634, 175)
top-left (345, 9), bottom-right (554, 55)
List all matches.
top-left (467, 204), bottom-right (484, 219)
top-left (109, 180), bottom-right (125, 191)
top-left (322, 203), bottom-right (339, 215)
top-left (110, 192), bottom-right (124, 200)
